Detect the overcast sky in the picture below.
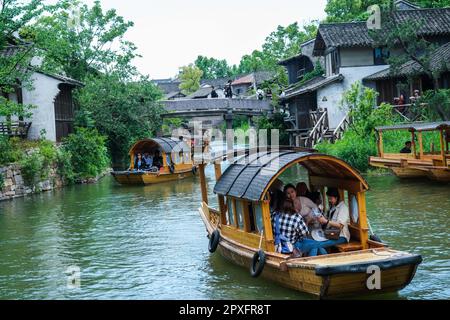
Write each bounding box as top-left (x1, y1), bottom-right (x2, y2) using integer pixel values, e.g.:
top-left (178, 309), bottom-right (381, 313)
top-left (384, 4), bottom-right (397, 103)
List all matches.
top-left (54, 0), bottom-right (328, 79)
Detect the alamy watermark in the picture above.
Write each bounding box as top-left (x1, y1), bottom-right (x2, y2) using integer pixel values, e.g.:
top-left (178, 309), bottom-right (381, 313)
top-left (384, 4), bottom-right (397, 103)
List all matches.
top-left (366, 265), bottom-right (381, 290)
top-left (367, 5), bottom-right (381, 30)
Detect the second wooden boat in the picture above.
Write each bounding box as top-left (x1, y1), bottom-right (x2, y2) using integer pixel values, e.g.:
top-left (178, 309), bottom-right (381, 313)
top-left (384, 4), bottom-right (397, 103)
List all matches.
top-left (112, 137), bottom-right (198, 185)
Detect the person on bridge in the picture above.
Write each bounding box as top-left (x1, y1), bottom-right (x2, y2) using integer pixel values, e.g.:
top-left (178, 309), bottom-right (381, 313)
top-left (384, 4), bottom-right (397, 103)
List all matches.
top-left (210, 86), bottom-right (218, 98)
top-left (224, 80), bottom-right (233, 98)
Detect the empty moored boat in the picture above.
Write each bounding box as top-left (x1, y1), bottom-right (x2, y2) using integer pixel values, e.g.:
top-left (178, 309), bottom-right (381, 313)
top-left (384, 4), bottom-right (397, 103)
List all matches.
top-left (197, 149), bottom-right (422, 298)
top-left (112, 137), bottom-right (198, 185)
top-left (370, 122), bottom-right (450, 182)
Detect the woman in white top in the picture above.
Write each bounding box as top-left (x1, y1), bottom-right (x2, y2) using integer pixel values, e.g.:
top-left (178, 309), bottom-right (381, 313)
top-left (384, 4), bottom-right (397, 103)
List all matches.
top-left (284, 184), bottom-right (318, 224)
top-left (315, 187), bottom-right (350, 255)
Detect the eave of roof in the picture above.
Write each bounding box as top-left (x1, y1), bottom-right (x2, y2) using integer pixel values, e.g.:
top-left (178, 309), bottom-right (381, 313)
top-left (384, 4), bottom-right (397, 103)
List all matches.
top-left (213, 151), bottom-right (368, 201)
top-left (376, 121), bottom-right (450, 132)
top-left (282, 74), bottom-right (344, 100)
top-left (313, 8), bottom-right (450, 56)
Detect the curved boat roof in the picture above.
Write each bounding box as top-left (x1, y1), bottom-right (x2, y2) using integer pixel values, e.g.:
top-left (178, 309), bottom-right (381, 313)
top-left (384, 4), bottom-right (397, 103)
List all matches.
top-left (376, 121), bottom-right (450, 132)
top-left (129, 137), bottom-right (190, 154)
top-left (214, 151), bottom-right (368, 201)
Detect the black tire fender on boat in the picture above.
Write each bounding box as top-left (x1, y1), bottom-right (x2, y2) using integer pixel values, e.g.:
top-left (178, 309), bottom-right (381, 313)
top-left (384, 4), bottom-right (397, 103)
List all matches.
top-left (169, 164), bottom-right (175, 174)
top-left (250, 250), bottom-right (266, 278)
top-left (208, 230), bottom-right (220, 253)
top-left (192, 166), bottom-right (198, 175)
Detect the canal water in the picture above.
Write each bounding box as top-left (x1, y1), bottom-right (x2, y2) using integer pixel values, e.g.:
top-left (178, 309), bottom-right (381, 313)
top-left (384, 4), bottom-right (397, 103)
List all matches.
top-left (0, 166), bottom-right (449, 299)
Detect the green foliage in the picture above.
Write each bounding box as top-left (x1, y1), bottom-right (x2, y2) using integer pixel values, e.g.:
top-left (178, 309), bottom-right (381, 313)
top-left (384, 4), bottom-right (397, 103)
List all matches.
top-left (20, 152), bottom-right (45, 187)
top-left (237, 22), bottom-right (318, 74)
top-left (55, 148), bottom-right (75, 184)
top-left (293, 62), bottom-right (325, 89)
top-left (0, 171), bottom-right (4, 190)
top-left (29, 0), bottom-right (138, 81)
top-left (256, 113), bottom-right (290, 146)
top-left (74, 109), bottom-right (96, 129)
top-left (340, 82), bottom-right (396, 137)
top-left (0, 0), bottom-right (44, 91)
top-left (62, 127), bottom-right (109, 179)
top-left (0, 136), bottom-right (16, 166)
top-left (194, 56), bottom-right (234, 79)
top-left (316, 130), bottom-right (377, 172)
top-left (77, 73), bottom-right (163, 163)
top-left (317, 82), bottom-right (403, 172)
top-left (178, 64), bottom-right (203, 95)
top-left (417, 89), bottom-right (450, 121)
top-left (325, 0), bottom-right (392, 23)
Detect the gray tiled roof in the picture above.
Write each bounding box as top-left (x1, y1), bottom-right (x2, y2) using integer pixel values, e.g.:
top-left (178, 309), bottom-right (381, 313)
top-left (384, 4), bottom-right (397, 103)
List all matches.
top-left (313, 8), bottom-right (450, 55)
top-left (376, 121), bottom-right (450, 132)
top-left (154, 81), bottom-right (181, 94)
top-left (364, 42), bottom-right (450, 80)
top-left (186, 86), bottom-right (213, 99)
top-left (214, 151), bottom-right (368, 201)
top-left (282, 74), bottom-right (344, 99)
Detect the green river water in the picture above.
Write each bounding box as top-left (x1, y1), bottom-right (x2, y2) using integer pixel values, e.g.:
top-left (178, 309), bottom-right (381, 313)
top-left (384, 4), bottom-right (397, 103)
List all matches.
top-left (0, 164), bottom-right (449, 299)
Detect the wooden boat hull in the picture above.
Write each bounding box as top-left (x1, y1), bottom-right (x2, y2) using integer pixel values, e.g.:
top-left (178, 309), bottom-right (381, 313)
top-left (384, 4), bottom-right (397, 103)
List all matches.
top-left (389, 166), bottom-right (428, 179)
top-left (111, 169), bottom-right (196, 185)
top-left (199, 205), bottom-right (422, 299)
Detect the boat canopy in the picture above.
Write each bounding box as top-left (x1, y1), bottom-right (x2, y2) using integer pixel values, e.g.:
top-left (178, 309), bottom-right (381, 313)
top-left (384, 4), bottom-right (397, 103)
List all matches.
top-left (214, 151), bottom-right (369, 202)
top-left (376, 121), bottom-right (450, 132)
top-left (129, 137), bottom-right (190, 155)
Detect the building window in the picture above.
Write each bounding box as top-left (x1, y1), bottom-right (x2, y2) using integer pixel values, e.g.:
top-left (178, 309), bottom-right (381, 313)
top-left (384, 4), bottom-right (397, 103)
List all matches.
top-left (327, 50), bottom-right (341, 76)
top-left (374, 47), bottom-right (390, 65)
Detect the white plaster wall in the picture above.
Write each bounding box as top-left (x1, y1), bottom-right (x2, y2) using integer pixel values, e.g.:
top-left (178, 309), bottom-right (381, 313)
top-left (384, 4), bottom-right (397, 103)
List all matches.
top-left (22, 73), bottom-right (61, 141)
top-left (317, 65), bottom-right (389, 129)
top-left (340, 47), bottom-right (374, 67)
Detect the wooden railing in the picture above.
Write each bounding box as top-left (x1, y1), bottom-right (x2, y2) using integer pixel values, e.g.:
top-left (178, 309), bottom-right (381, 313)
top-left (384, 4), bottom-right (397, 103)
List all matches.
top-left (302, 110), bottom-right (329, 148)
top-left (333, 114), bottom-right (351, 142)
top-left (0, 121), bottom-right (31, 138)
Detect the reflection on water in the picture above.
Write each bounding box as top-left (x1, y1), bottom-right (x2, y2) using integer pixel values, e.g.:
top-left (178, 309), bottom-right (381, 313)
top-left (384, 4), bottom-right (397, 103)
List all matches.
top-left (0, 164), bottom-right (448, 299)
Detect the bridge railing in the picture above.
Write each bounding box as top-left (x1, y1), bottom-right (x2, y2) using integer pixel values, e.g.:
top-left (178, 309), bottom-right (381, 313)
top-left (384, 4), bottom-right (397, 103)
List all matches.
top-left (162, 98), bottom-right (272, 112)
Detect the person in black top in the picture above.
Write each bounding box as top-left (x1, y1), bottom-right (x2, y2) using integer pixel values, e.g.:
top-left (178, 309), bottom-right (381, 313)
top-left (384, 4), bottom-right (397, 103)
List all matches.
top-left (134, 153), bottom-right (146, 170)
top-left (400, 141), bottom-right (412, 154)
top-left (210, 86), bottom-right (218, 98)
top-left (224, 80), bottom-right (233, 98)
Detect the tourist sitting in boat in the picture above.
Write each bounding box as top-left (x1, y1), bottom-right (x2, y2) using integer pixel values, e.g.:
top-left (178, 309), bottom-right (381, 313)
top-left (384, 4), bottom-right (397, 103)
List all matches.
top-left (271, 193), bottom-right (323, 257)
top-left (134, 153), bottom-right (147, 171)
top-left (143, 152), bottom-right (153, 169)
top-left (400, 141), bottom-right (412, 154)
top-left (315, 188), bottom-right (351, 254)
top-left (284, 184), bottom-right (318, 224)
top-left (153, 151), bottom-right (163, 169)
top-left (296, 182), bottom-right (312, 199)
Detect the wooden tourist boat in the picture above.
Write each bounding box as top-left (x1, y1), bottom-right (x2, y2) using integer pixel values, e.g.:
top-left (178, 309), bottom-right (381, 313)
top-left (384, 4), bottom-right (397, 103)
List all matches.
top-left (112, 137), bottom-right (198, 185)
top-left (197, 150), bottom-right (422, 298)
top-left (370, 122), bottom-right (450, 182)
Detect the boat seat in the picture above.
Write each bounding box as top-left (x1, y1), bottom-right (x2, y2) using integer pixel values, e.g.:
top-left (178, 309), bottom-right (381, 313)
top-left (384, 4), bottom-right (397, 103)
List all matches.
top-left (335, 241), bottom-right (363, 252)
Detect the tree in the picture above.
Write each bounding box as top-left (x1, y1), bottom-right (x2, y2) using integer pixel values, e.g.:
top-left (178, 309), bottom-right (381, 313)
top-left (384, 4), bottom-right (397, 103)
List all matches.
top-left (178, 64), bottom-right (203, 95)
top-left (237, 22), bottom-right (318, 74)
top-left (325, 0), bottom-right (450, 23)
top-left (0, 0), bottom-right (44, 118)
top-left (341, 82), bottom-right (396, 137)
top-left (25, 0), bottom-right (138, 81)
top-left (371, 9), bottom-right (449, 120)
top-left (77, 73), bottom-right (163, 164)
top-left (194, 55), bottom-right (234, 79)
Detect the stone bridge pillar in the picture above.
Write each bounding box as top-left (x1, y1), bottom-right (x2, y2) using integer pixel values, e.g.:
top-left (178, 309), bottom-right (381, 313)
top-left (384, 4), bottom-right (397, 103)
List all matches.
top-left (225, 110), bottom-right (233, 130)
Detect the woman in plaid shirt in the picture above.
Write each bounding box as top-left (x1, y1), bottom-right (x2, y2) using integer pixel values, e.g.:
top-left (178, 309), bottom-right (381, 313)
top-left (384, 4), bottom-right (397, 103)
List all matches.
top-left (271, 191), bottom-right (324, 257)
